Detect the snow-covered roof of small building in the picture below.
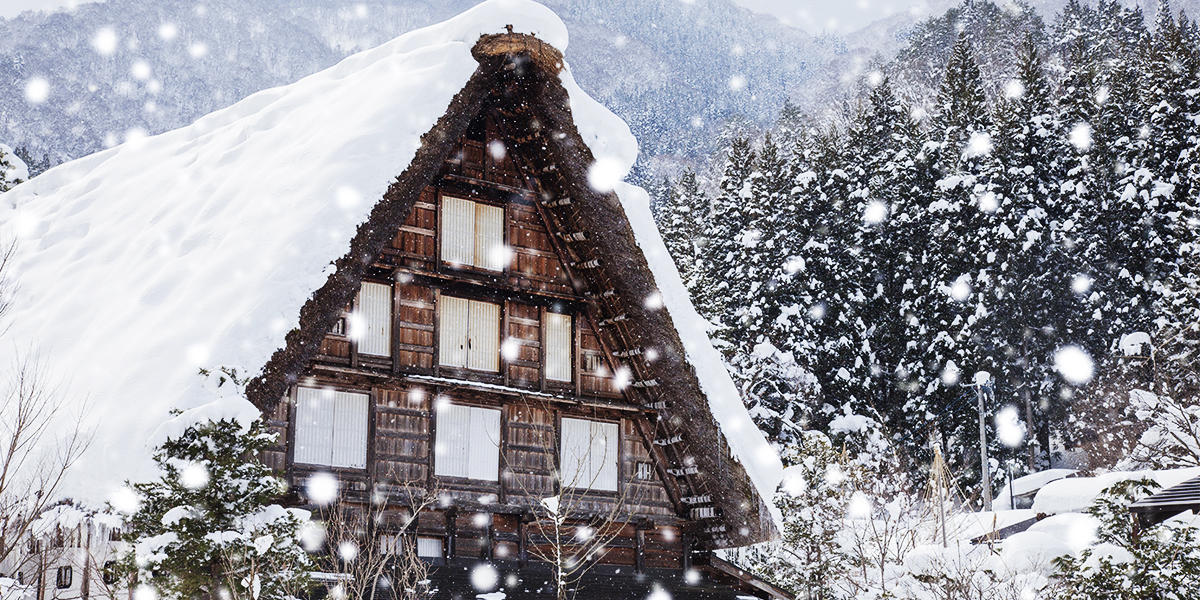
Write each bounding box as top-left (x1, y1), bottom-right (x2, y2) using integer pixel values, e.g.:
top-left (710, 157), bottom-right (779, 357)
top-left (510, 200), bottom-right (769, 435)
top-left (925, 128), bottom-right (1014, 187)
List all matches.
top-left (1031, 467), bottom-right (1200, 515)
top-left (0, 0), bottom-right (781, 524)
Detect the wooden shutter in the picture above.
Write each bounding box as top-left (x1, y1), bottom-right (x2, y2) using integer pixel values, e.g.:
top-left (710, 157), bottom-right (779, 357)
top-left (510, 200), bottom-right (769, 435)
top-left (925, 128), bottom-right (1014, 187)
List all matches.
top-left (467, 299), bottom-right (500, 372)
top-left (475, 203), bottom-right (506, 271)
top-left (544, 312), bottom-right (572, 382)
top-left (590, 421), bottom-right (620, 491)
top-left (559, 418), bottom-right (592, 488)
top-left (416, 537), bottom-right (443, 558)
top-left (434, 403), bottom-right (470, 478)
top-left (294, 387), bottom-right (336, 466)
top-left (438, 295), bottom-right (469, 368)
top-left (440, 196), bottom-right (474, 267)
top-left (356, 282), bottom-right (391, 357)
top-left (330, 391), bottom-right (369, 469)
top-left (467, 407), bottom-right (501, 481)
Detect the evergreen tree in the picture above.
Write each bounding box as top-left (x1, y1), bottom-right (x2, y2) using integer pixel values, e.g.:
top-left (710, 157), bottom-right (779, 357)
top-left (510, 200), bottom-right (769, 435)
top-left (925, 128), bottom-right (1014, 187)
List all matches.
top-left (693, 137), bottom-right (755, 348)
top-left (120, 418), bottom-right (313, 600)
top-left (658, 170), bottom-right (706, 287)
top-left (0, 144), bottom-right (29, 192)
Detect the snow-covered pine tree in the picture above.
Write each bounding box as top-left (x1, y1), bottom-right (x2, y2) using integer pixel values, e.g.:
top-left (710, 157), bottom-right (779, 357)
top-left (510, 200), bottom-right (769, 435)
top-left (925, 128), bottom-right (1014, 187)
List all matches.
top-left (912, 33), bottom-right (1003, 483)
top-left (991, 32), bottom-right (1068, 469)
top-left (846, 76), bottom-right (929, 431)
top-left (692, 136), bottom-right (755, 349)
top-left (119, 418), bottom-right (313, 600)
top-left (658, 170), bottom-right (706, 287)
top-left (0, 144), bottom-right (29, 192)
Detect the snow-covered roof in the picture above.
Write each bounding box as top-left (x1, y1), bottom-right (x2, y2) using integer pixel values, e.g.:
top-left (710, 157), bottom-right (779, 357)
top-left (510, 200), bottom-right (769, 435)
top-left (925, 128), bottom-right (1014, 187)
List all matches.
top-left (993, 468), bottom-right (1078, 509)
top-left (1031, 467), bottom-right (1200, 515)
top-left (0, 0), bottom-right (780, 512)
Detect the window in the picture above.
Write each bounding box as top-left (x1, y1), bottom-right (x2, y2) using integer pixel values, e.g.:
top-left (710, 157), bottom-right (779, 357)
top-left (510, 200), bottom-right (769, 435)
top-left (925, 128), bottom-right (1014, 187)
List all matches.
top-left (559, 418), bottom-right (620, 491)
top-left (329, 316), bottom-right (346, 336)
top-left (544, 312), bottom-right (572, 382)
top-left (440, 196), bottom-right (506, 271)
top-left (434, 403), bottom-right (500, 481)
top-left (438, 296), bottom-right (500, 372)
top-left (636, 461), bottom-right (654, 480)
top-left (293, 387), bottom-right (369, 469)
top-left (416, 536), bottom-right (443, 559)
top-left (56, 566), bottom-right (72, 589)
top-left (353, 282), bottom-right (391, 357)
top-left (109, 527), bottom-right (122, 542)
top-left (102, 561), bottom-right (118, 585)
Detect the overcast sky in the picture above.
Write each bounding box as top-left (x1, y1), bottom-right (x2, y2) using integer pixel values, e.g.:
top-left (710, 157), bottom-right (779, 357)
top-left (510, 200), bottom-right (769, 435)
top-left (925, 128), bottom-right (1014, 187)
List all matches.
top-left (0, 0), bottom-right (101, 19)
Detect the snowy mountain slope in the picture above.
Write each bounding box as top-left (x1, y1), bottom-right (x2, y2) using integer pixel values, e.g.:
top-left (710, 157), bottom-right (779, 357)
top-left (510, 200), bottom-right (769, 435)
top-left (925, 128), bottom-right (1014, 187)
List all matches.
top-left (0, 0), bottom-right (781, 505)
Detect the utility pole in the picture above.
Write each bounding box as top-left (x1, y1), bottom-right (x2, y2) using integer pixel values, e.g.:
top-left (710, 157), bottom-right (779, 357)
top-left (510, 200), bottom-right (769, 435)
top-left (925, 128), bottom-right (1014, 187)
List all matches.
top-left (968, 372), bottom-right (993, 511)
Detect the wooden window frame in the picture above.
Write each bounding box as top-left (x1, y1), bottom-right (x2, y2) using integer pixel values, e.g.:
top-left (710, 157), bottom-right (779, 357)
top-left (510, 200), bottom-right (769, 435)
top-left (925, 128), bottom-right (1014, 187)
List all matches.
top-left (55, 566), bottom-right (72, 589)
top-left (436, 192), bottom-right (508, 274)
top-left (557, 415), bottom-right (623, 496)
top-left (435, 292), bottom-right (503, 377)
top-left (432, 400), bottom-right (503, 484)
top-left (287, 384), bottom-right (375, 475)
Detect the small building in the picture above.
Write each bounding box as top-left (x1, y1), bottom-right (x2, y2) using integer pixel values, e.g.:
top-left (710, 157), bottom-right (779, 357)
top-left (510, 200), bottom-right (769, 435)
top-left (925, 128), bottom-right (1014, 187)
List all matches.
top-left (0, 1), bottom-right (784, 598)
top-left (1130, 475), bottom-right (1200, 528)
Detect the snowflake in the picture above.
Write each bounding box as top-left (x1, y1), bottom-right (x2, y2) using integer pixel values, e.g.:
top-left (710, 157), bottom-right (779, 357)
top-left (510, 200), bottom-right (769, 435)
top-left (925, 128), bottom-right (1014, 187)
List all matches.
top-left (949, 276), bottom-right (972, 302)
top-left (683, 568), bottom-right (701, 585)
top-left (500, 337), bottom-right (521, 361)
top-left (188, 42), bottom-right (209, 59)
top-left (131, 59), bottom-right (152, 81)
top-left (643, 292), bottom-right (664, 310)
top-left (305, 472), bottom-right (339, 506)
top-left (862, 200), bottom-right (888, 224)
top-left (110, 486), bottom-right (143, 514)
top-left (586, 157), bottom-right (624, 193)
top-left (470, 563), bottom-right (499, 592)
top-left (487, 140), bottom-right (507, 161)
top-left (846, 492), bottom-right (872, 519)
top-left (728, 74), bottom-right (747, 92)
top-left (1053, 345), bottom-right (1094, 385)
top-left (92, 27), bottom-right (119, 55)
top-left (158, 23), bottom-right (178, 41)
top-left (962, 132), bottom-right (993, 158)
top-left (1071, 274), bottom-right (1092, 294)
top-left (23, 77), bottom-right (49, 104)
top-left (1004, 79), bottom-right (1025, 99)
top-left (976, 191), bottom-right (998, 213)
top-left (995, 405), bottom-right (1025, 447)
top-left (337, 540), bottom-right (359, 562)
top-left (180, 461), bottom-right (210, 490)
top-left (1068, 122), bottom-right (1093, 151)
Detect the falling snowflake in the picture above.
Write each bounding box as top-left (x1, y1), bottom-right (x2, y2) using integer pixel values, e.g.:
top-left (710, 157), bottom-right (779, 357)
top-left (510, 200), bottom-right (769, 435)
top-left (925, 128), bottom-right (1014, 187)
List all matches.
top-left (1071, 274), bottom-right (1092, 294)
top-left (487, 140), bottom-right (507, 161)
top-left (179, 461), bottom-right (210, 490)
top-left (824, 464), bottom-right (845, 485)
top-left (689, 116), bottom-right (704, 129)
top-left (613, 366), bottom-right (632, 390)
top-left (941, 360), bottom-right (961, 386)
top-left (338, 540), bottom-right (359, 562)
top-left (586, 157), bottom-right (624, 193)
top-left (728, 74), bottom-right (747, 92)
top-left (962, 132), bottom-right (993, 158)
top-left (299, 521), bottom-right (326, 552)
top-left (1054, 345), bottom-right (1094, 385)
top-left (1003, 79), bottom-right (1025, 99)
top-left (995, 405), bottom-right (1025, 447)
top-left (977, 191), bottom-right (998, 213)
top-left (131, 59), bottom-right (152, 81)
top-left (133, 584), bottom-right (158, 600)
top-left (683, 568), bottom-right (701, 585)
top-left (470, 563), bottom-right (500, 591)
top-left (92, 27), bottom-right (119, 55)
top-left (846, 492), bottom-right (871, 519)
top-left (23, 77), bottom-right (49, 104)
top-left (862, 200), bottom-right (888, 224)
top-left (110, 486), bottom-right (142, 514)
top-left (780, 468), bottom-right (807, 496)
top-left (949, 275), bottom-right (971, 302)
top-left (157, 23), bottom-right (179, 41)
top-left (643, 292), bottom-right (663, 310)
top-left (646, 584), bottom-right (671, 600)
top-left (500, 337), bottom-right (521, 361)
top-left (1068, 122), bottom-right (1093, 151)
top-left (1095, 85), bottom-right (1110, 105)
top-left (335, 185), bottom-right (362, 210)
top-left (306, 472), bottom-right (340, 506)
top-left (188, 42), bottom-right (209, 58)
top-left (866, 70), bottom-right (884, 87)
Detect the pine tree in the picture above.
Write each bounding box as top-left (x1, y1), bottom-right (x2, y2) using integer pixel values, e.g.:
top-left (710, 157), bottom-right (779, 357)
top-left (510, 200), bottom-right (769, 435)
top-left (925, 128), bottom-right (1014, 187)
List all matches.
top-left (693, 137), bottom-right (755, 349)
top-left (120, 418), bottom-right (313, 600)
top-left (0, 144), bottom-right (29, 192)
top-left (658, 170), bottom-right (706, 287)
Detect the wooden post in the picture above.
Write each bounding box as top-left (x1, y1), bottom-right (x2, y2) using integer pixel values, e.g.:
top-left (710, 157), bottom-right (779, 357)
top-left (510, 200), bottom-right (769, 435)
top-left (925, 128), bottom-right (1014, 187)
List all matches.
top-left (681, 534), bottom-right (693, 574)
top-left (518, 514), bottom-right (529, 567)
top-left (444, 507), bottom-right (457, 560)
top-left (634, 527), bottom-right (646, 575)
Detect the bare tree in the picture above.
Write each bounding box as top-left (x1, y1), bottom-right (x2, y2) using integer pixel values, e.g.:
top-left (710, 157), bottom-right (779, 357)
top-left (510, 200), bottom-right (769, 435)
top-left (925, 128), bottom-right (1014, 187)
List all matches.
top-left (314, 478), bottom-right (440, 600)
top-left (0, 239), bottom-right (93, 578)
top-left (504, 398), bottom-right (641, 600)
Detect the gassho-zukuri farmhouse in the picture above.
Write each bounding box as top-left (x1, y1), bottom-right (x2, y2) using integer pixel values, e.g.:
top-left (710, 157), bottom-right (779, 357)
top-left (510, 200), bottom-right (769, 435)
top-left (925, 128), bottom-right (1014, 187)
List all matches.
top-left (0, 1), bottom-right (787, 598)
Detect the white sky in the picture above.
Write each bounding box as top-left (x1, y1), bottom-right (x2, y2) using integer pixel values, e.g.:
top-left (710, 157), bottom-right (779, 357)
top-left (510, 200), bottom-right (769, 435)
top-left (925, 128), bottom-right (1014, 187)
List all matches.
top-left (732, 0), bottom-right (947, 34)
top-left (0, 0), bottom-right (103, 19)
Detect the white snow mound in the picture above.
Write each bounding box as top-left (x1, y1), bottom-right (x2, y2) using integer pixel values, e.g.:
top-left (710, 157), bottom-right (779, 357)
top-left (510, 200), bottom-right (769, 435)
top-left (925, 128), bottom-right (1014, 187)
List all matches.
top-left (0, 0), bottom-right (778, 505)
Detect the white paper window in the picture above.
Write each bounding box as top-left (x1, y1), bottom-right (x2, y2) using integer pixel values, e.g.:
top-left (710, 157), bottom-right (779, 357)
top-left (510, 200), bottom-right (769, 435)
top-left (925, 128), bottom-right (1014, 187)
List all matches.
top-left (440, 196), bottom-right (505, 271)
top-left (545, 312), bottom-right (572, 382)
top-left (559, 418), bottom-right (619, 491)
top-left (434, 403), bottom-right (500, 481)
top-left (416, 537), bottom-right (443, 558)
top-left (355, 282), bottom-right (391, 357)
top-left (293, 387), bottom-right (369, 469)
top-left (438, 295), bottom-right (499, 372)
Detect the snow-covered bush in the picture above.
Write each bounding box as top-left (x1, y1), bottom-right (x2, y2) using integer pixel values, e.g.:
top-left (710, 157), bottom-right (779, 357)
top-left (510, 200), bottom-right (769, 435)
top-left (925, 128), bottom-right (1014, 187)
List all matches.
top-left (0, 144), bottom-right (28, 192)
top-left (118, 417), bottom-right (313, 600)
top-left (1050, 479), bottom-right (1200, 599)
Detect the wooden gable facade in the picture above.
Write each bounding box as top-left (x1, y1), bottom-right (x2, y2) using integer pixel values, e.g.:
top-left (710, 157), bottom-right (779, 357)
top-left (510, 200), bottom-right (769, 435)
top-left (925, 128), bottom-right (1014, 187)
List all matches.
top-left (247, 31), bottom-right (781, 600)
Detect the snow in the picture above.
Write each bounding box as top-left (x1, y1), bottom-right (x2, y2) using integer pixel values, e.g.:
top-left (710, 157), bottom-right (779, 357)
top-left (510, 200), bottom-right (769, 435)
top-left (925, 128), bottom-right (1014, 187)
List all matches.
top-left (1119, 331), bottom-right (1151, 356)
top-left (1, 144), bottom-right (30, 183)
top-left (0, 0), bottom-right (776, 506)
top-left (993, 469), bottom-right (1077, 508)
top-left (948, 509), bottom-right (1036, 540)
top-left (995, 405), bottom-right (1025, 447)
top-left (470, 563), bottom-right (499, 591)
top-left (305, 472), bottom-right (339, 506)
top-left (1031, 467), bottom-right (1200, 515)
top-left (995, 530), bottom-right (1072, 575)
top-left (23, 77), bottom-right (50, 104)
top-left (1026, 512), bottom-right (1099, 553)
top-left (1052, 345), bottom-right (1094, 385)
